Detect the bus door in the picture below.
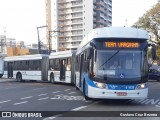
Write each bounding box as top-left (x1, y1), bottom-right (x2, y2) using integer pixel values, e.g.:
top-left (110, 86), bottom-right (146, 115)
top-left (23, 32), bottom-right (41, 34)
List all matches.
top-left (60, 59), bottom-right (66, 81)
top-left (42, 56), bottom-right (48, 81)
top-left (79, 54), bottom-right (84, 87)
top-left (7, 62), bottom-right (13, 78)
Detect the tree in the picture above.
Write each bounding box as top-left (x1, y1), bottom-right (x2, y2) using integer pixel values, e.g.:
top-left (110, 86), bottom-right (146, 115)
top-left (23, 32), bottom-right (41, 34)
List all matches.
top-left (133, 3), bottom-right (160, 42)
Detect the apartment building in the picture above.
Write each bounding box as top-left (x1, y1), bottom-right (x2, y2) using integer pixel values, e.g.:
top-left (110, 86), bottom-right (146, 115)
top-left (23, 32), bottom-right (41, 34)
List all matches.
top-left (46, 0), bottom-right (112, 51)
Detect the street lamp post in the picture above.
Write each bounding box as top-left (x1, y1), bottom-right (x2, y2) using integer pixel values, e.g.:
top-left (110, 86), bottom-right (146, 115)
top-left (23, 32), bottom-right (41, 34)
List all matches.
top-left (37, 25), bottom-right (47, 54)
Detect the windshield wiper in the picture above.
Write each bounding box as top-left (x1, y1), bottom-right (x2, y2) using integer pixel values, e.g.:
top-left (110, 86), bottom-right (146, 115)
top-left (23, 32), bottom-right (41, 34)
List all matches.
top-left (99, 49), bottom-right (122, 69)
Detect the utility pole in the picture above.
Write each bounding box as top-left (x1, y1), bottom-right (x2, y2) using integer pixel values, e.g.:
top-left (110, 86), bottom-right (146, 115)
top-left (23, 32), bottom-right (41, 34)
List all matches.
top-left (37, 26), bottom-right (47, 54)
top-left (48, 30), bottom-right (61, 54)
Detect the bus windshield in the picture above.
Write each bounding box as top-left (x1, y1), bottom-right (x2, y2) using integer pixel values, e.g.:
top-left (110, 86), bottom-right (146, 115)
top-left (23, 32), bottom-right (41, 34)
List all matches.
top-left (94, 50), bottom-right (147, 80)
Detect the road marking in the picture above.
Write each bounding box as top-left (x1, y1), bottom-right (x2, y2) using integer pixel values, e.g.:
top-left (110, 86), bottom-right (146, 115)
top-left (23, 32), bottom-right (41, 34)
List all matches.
top-left (64, 89), bottom-right (71, 91)
top-left (33, 87), bottom-right (46, 90)
top-left (4, 86), bottom-right (21, 90)
top-left (72, 106), bottom-right (87, 111)
top-left (38, 97), bottom-right (49, 101)
top-left (43, 114), bottom-right (62, 120)
top-left (38, 93), bottom-right (48, 96)
top-left (52, 91), bottom-right (60, 94)
top-left (0, 100), bottom-right (11, 104)
top-left (20, 96), bottom-right (33, 100)
top-left (13, 101), bottom-right (28, 105)
top-left (68, 92), bottom-right (76, 95)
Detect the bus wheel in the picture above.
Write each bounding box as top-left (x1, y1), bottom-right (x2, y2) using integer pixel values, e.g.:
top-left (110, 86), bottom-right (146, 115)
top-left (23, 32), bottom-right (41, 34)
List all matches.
top-left (0, 74), bottom-right (3, 78)
top-left (16, 73), bottom-right (22, 82)
top-left (157, 77), bottom-right (160, 82)
top-left (83, 81), bottom-right (92, 100)
top-left (50, 74), bottom-right (55, 84)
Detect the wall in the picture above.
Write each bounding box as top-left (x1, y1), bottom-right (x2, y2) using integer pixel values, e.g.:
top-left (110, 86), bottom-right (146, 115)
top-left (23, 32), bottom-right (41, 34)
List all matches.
top-left (7, 47), bottom-right (30, 57)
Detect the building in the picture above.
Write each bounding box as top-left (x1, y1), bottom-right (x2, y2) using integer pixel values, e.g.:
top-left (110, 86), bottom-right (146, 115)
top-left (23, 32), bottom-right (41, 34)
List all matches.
top-left (45, 0), bottom-right (112, 51)
top-left (0, 35), bottom-right (6, 53)
top-left (6, 38), bottom-right (16, 47)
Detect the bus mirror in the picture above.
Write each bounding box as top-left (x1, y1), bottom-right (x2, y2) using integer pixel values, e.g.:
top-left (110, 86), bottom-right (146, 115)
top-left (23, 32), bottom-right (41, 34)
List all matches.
top-left (87, 48), bottom-right (93, 59)
top-left (151, 44), bottom-right (156, 60)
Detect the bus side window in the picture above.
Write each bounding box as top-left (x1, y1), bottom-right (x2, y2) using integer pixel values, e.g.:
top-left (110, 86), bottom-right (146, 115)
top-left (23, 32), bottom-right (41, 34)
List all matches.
top-left (66, 58), bottom-right (71, 71)
top-left (49, 59), bottom-right (54, 70)
top-left (54, 59), bottom-right (60, 71)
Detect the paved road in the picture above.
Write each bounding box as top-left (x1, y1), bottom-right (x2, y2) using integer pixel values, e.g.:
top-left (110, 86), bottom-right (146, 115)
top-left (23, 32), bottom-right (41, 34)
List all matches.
top-left (0, 79), bottom-right (159, 120)
top-left (0, 80), bottom-right (93, 120)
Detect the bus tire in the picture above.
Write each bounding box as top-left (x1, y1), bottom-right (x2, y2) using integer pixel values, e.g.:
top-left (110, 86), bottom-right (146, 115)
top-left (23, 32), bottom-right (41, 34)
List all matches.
top-left (50, 74), bottom-right (55, 84)
top-left (16, 73), bottom-right (22, 82)
top-left (0, 74), bottom-right (3, 78)
top-left (83, 80), bottom-right (92, 100)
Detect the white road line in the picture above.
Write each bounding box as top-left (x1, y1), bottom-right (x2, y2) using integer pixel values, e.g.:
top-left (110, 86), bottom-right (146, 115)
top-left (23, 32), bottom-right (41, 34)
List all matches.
top-left (33, 87), bottom-right (46, 90)
top-left (4, 86), bottom-right (21, 90)
top-left (43, 114), bottom-right (62, 120)
top-left (68, 92), bottom-right (76, 95)
top-left (0, 100), bottom-right (11, 104)
top-left (13, 101), bottom-right (28, 105)
top-left (20, 96), bottom-right (33, 100)
top-left (38, 97), bottom-right (49, 101)
top-left (38, 93), bottom-right (48, 96)
top-left (72, 106), bottom-right (87, 111)
top-left (64, 89), bottom-right (71, 91)
top-left (52, 91), bottom-right (60, 94)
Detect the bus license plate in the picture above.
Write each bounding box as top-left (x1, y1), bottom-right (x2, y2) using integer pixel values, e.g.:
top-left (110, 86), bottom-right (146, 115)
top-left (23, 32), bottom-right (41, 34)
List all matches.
top-left (117, 92), bottom-right (127, 96)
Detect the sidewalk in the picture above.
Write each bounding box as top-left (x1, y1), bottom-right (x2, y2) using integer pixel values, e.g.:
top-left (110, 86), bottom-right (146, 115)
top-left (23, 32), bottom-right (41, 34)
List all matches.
top-left (0, 78), bottom-right (16, 82)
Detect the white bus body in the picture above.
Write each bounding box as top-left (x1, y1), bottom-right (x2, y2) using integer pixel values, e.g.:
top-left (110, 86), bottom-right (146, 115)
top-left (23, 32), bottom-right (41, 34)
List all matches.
top-left (3, 54), bottom-right (49, 82)
top-left (49, 51), bottom-right (75, 84)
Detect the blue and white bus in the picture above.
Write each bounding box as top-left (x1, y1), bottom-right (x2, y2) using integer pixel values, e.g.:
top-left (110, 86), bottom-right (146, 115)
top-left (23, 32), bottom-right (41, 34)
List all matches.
top-left (75, 27), bottom-right (149, 100)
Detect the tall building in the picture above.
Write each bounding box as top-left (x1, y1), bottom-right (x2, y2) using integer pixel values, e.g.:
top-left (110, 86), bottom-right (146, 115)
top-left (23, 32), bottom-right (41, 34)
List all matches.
top-left (46, 0), bottom-right (112, 51)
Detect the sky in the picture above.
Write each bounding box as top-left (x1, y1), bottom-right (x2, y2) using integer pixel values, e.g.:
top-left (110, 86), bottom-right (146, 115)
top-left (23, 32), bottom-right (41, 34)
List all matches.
top-left (0, 0), bottom-right (159, 44)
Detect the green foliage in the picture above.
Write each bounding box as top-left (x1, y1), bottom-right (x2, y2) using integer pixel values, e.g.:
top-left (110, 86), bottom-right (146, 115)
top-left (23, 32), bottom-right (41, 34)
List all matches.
top-left (132, 3), bottom-right (160, 42)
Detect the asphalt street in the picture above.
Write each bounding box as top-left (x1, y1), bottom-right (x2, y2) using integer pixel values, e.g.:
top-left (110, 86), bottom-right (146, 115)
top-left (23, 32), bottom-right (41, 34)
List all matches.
top-left (0, 79), bottom-right (159, 120)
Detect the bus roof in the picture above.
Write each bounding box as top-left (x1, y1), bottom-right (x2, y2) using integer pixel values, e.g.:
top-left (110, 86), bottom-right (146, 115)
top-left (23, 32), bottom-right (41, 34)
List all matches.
top-left (49, 50), bottom-right (75, 59)
top-left (4, 54), bottom-right (48, 61)
top-left (78, 27), bottom-right (149, 51)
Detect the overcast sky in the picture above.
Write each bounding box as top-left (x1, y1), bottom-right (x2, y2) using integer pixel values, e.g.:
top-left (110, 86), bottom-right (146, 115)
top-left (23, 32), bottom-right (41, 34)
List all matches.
top-left (0, 0), bottom-right (158, 44)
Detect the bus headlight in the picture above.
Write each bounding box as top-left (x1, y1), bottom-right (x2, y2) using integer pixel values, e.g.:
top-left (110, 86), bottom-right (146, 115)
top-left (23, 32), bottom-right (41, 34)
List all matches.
top-left (136, 83), bottom-right (147, 89)
top-left (94, 82), bottom-right (106, 89)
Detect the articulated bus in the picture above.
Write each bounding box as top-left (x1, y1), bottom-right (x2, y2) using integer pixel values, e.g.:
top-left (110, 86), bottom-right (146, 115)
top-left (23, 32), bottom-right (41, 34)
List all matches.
top-left (48, 50), bottom-right (75, 84)
top-left (3, 54), bottom-right (49, 82)
top-left (3, 51), bottom-right (75, 84)
top-left (75, 27), bottom-right (149, 100)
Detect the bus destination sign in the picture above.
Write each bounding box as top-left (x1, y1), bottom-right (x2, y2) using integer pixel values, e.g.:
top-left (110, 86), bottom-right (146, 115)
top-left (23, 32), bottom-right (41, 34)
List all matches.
top-left (105, 42), bottom-right (139, 48)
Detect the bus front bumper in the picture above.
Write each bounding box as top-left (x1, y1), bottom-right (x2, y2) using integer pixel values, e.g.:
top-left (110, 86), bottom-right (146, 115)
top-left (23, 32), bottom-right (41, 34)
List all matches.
top-left (87, 86), bottom-right (148, 99)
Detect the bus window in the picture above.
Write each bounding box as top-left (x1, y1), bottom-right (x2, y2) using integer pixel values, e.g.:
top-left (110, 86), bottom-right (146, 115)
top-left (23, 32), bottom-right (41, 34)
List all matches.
top-left (49, 59), bottom-right (54, 70)
top-left (54, 59), bottom-right (60, 71)
top-left (66, 58), bottom-right (71, 71)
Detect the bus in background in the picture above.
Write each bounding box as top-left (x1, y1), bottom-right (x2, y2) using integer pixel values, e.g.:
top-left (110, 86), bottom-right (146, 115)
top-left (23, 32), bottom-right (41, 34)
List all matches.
top-left (49, 50), bottom-right (75, 84)
top-left (0, 58), bottom-right (4, 78)
top-left (3, 54), bottom-right (49, 82)
top-left (75, 27), bottom-right (149, 100)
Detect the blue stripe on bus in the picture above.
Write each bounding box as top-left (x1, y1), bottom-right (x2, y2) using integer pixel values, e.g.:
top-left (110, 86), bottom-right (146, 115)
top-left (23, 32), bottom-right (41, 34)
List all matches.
top-left (82, 74), bottom-right (137, 90)
top-left (84, 75), bottom-right (97, 88)
top-left (107, 84), bottom-right (137, 90)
